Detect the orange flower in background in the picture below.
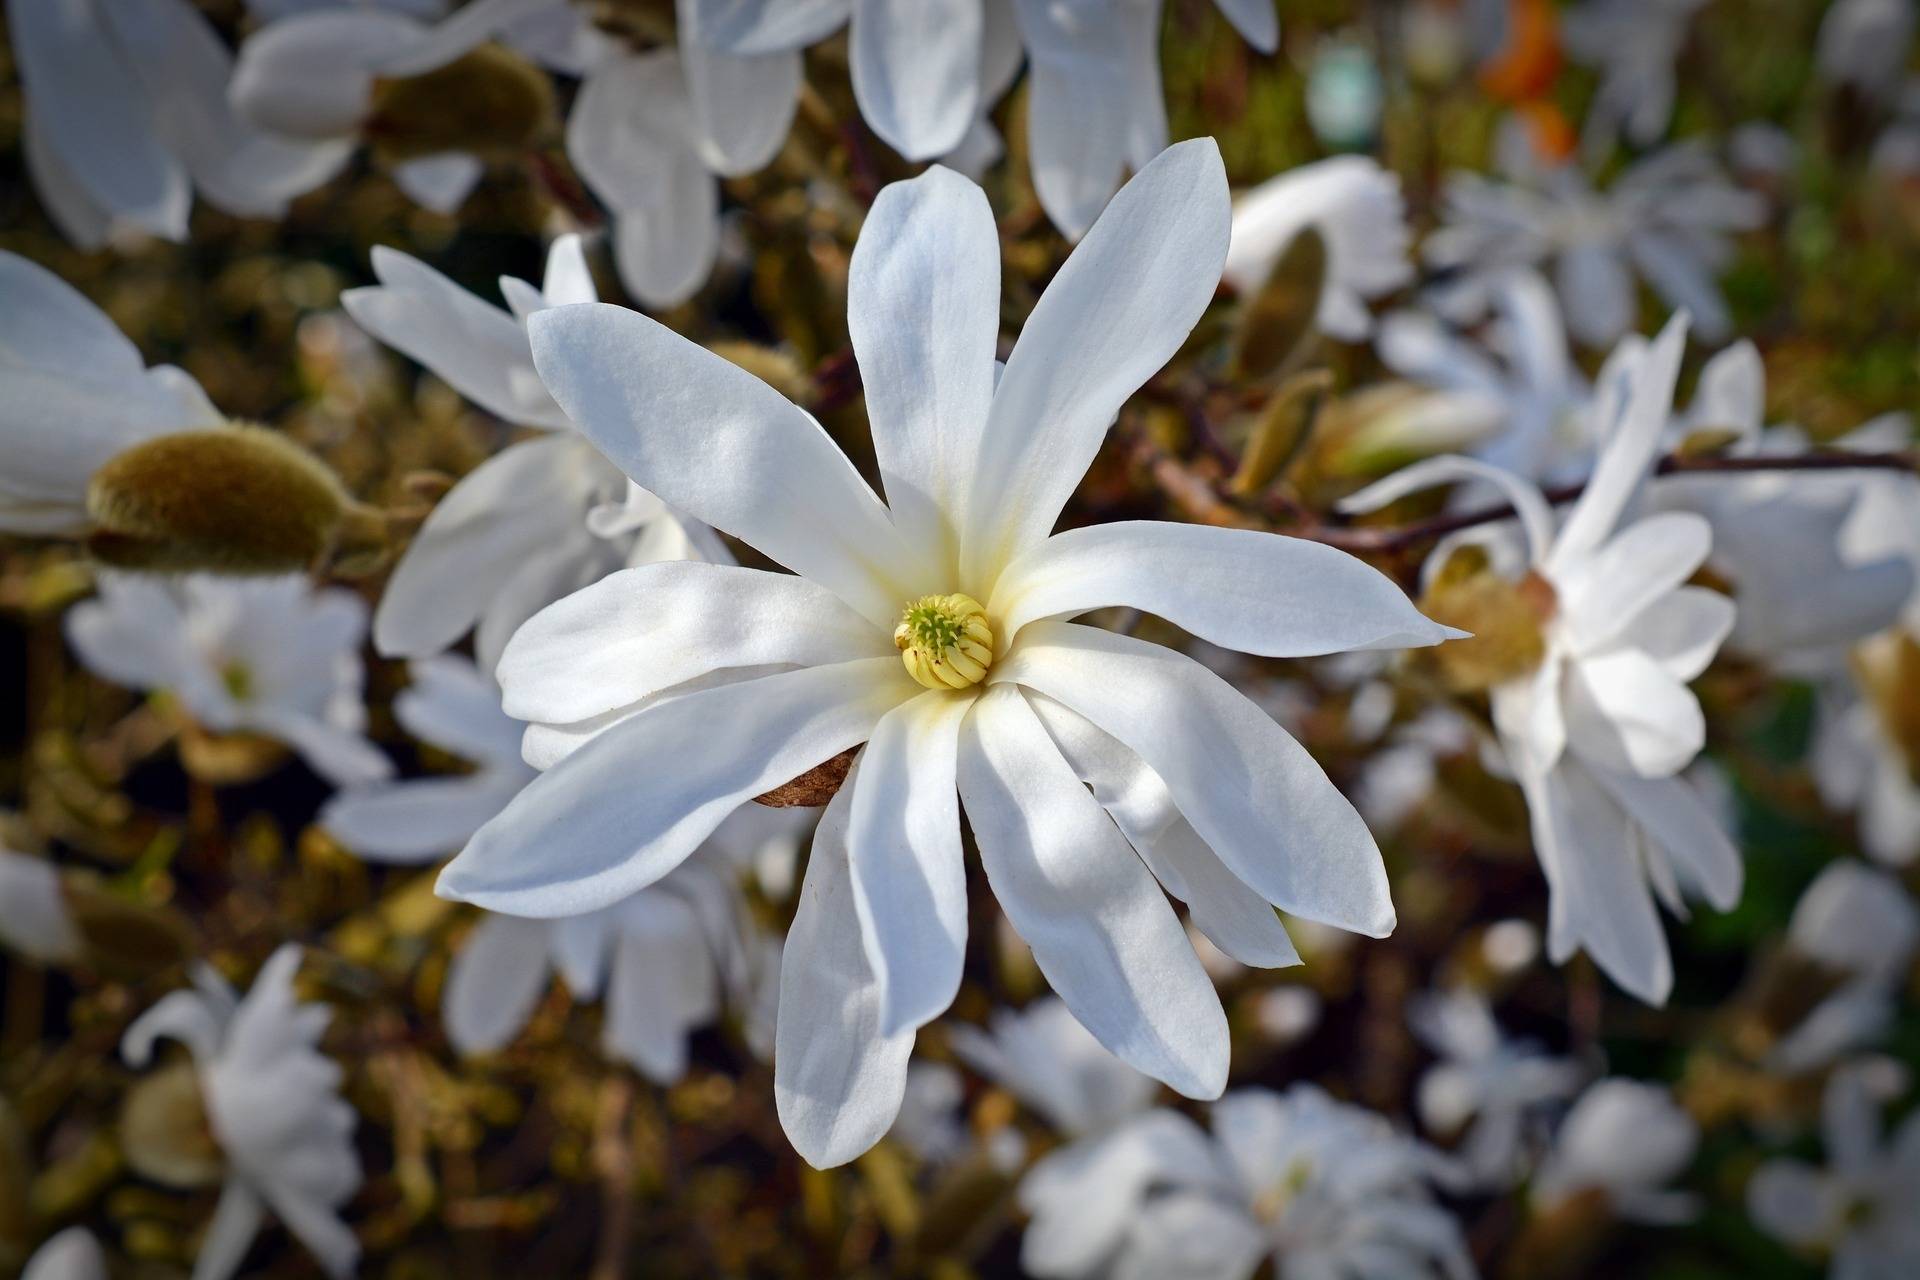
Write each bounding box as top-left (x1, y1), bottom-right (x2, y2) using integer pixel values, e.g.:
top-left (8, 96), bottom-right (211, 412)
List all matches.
top-left (1479, 0), bottom-right (1563, 104)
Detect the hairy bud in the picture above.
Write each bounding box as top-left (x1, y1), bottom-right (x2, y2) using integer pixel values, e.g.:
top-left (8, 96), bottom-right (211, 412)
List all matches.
top-left (1230, 226), bottom-right (1326, 382)
top-left (1416, 546), bottom-right (1556, 693)
top-left (86, 425), bottom-right (354, 575)
top-left (366, 43), bottom-right (556, 163)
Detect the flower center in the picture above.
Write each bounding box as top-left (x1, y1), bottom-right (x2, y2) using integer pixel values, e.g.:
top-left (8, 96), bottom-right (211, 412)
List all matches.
top-left (1415, 545), bottom-right (1557, 693)
top-left (894, 594), bottom-right (994, 691)
top-left (221, 660), bottom-right (255, 703)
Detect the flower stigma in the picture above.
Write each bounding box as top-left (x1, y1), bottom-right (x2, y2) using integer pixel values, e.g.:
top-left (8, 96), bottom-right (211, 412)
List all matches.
top-left (894, 593), bottom-right (994, 691)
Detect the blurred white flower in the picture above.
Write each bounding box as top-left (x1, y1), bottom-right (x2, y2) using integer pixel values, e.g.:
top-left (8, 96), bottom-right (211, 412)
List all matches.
top-left (122, 946), bottom-right (361, 1280)
top-left (1223, 156), bottom-right (1414, 341)
top-left (1561, 0), bottom-right (1705, 153)
top-left (440, 142), bottom-right (1454, 1167)
top-left (1533, 1079), bottom-right (1699, 1224)
top-left (5, 0), bottom-right (347, 249)
top-left (345, 234), bottom-right (724, 671)
top-left (1426, 138), bottom-right (1764, 346)
top-left (950, 997), bottom-right (1159, 1139)
top-left (1748, 1059), bottom-right (1920, 1275)
top-left (1770, 861), bottom-right (1919, 1074)
top-left (0, 251), bottom-right (222, 537)
top-left (67, 574), bottom-right (391, 788)
top-left (1346, 317), bottom-right (1744, 1005)
top-left (1817, 0), bottom-right (1917, 101)
top-left (1025, 1085), bottom-right (1473, 1280)
top-left (0, 847), bottom-right (83, 966)
top-left (20, 1228), bottom-right (105, 1280)
top-left (887, 1061), bottom-right (976, 1166)
top-left (1409, 987), bottom-right (1584, 1189)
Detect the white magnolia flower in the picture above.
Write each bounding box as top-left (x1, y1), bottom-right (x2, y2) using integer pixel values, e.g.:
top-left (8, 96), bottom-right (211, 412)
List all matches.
top-left (1749, 1058), bottom-right (1920, 1276)
top-left (438, 141), bottom-right (1455, 1167)
top-left (1818, 0), bottom-right (1918, 101)
top-left (20, 1228), bottom-right (105, 1280)
top-left (1426, 139), bottom-right (1764, 347)
top-left (950, 997), bottom-right (1160, 1140)
top-left (1532, 1079), bottom-right (1700, 1225)
top-left (1561, 0), bottom-right (1705, 153)
top-left (0, 847), bottom-right (83, 966)
top-left (1222, 156), bottom-right (1414, 342)
top-left (1377, 268), bottom-right (1591, 483)
top-left (5, 0), bottom-right (348, 249)
top-left (0, 251), bottom-right (223, 537)
top-left (346, 234), bottom-right (724, 671)
top-left (1025, 1086), bottom-right (1472, 1280)
top-left (122, 946), bottom-right (361, 1280)
top-left (1770, 861), bottom-right (1920, 1074)
top-left (1409, 987), bottom-right (1584, 1189)
top-left (1650, 348), bottom-right (1915, 666)
top-left (66, 574), bottom-right (392, 788)
top-left (1345, 317), bottom-right (1744, 1005)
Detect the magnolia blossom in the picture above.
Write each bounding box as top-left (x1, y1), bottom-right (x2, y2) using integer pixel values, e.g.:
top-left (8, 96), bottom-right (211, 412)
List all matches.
top-left (66, 574), bottom-right (391, 788)
top-left (1817, 0), bottom-right (1917, 101)
top-left (1532, 1079), bottom-right (1700, 1224)
top-left (346, 235), bottom-right (723, 671)
top-left (1222, 156), bottom-right (1414, 342)
top-left (1409, 987), bottom-right (1584, 1189)
top-left (20, 1228), bottom-right (105, 1280)
top-left (1345, 317), bottom-right (1744, 1005)
top-left (0, 847), bottom-right (83, 965)
top-left (950, 997), bottom-right (1160, 1141)
top-left (1749, 1059), bottom-right (1920, 1276)
top-left (1023, 1086), bottom-right (1472, 1280)
top-left (5, 0), bottom-right (348, 249)
top-left (0, 250), bottom-right (222, 536)
top-left (1426, 138), bottom-right (1765, 346)
top-left (1377, 268), bottom-right (1591, 483)
top-left (122, 946), bottom-right (361, 1280)
top-left (1770, 861), bottom-right (1920, 1074)
top-left (321, 654), bottom-right (792, 1078)
top-left (1561, 0), bottom-right (1705, 153)
top-left (437, 142), bottom-right (1455, 1166)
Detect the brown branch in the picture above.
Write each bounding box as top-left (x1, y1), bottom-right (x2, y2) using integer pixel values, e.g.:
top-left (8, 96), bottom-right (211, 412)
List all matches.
top-left (1291, 450), bottom-right (1917, 554)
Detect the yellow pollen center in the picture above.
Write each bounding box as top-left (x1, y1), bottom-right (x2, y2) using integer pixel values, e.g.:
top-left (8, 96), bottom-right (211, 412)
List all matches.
top-left (894, 594), bottom-right (994, 691)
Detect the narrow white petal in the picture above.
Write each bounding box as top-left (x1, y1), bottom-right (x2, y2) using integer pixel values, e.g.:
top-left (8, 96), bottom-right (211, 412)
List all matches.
top-left (443, 914), bottom-right (551, 1054)
top-left (439, 659), bottom-right (911, 916)
top-left (996, 622), bottom-right (1396, 936)
top-left (775, 775), bottom-right (915, 1168)
top-left (679, 40), bottom-right (799, 176)
top-left (1211, 0), bottom-right (1279, 51)
top-left (1592, 771), bottom-right (1742, 912)
top-left (1603, 586), bottom-right (1733, 682)
top-left (320, 774), bottom-right (523, 864)
top-left (1339, 454), bottom-right (1557, 568)
top-left (191, 1180), bottom-right (268, 1280)
top-left (1564, 649), bottom-right (1705, 779)
top-left (850, 0), bottom-right (982, 160)
top-left (685, 0), bottom-right (853, 55)
top-left (1010, 0), bottom-right (1130, 237)
top-left (959, 685), bottom-right (1229, 1099)
top-left (0, 250), bottom-right (145, 380)
top-left (1557, 513), bottom-right (1712, 653)
top-left (22, 1227), bottom-right (107, 1280)
top-left (847, 690), bottom-right (972, 1035)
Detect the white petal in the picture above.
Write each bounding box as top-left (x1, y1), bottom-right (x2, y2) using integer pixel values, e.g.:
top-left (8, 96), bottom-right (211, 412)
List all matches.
top-left (1746, 1160), bottom-right (1845, 1247)
top-left (0, 851), bottom-right (83, 965)
top-left (377, 0), bottom-right (556, 78)
top-left (1212, 0), bottom-right (1278, 49)
top-left (443, 914), bottom-right (551, 1054)
top-left (993, 521), bottom-right (1458, 655)
top-left (685, 0), bottom-right (853, 55)
top-left (1604, 586), bottom-right (1734, 682)
top-left (847, 690), bottom-right (971, 1035)
top-left (22, 112), bottom-right (113, 250)
top-left (850, 0), bottom-right (981, 160)
top-left (1111, 1191), bottom-right (1267, 1280)
top-left (963, 139), bottom-right (1231, 584)
top-left (1565, 649), bottom-right (1704, 778)
top-left (1557, 512), bottom-right (1713, 652)
top-left (390, 153), bottom-right (483, 214)
top-left (374, 433), bottom-right (616, 660)
top-left (191, 1180), bottom-right (268, 1280)
top-left (0, 250), bottom-right (145, 380)
top-left (1339, 454), bottom-right (1557, 568)
top-left (1687, 340), bottom-right (1763, 438)
top-left (540, 233), bottom-right (598, 306)
top-left (678, 40), bottom-right (799, 176)
top-left (11, 0), bottom-right (189, 240)
top-left (996, 622), bottom-right (1396, 936)
top-left (1592, 772), bottom-right (1742, 912)
top-left (1011, 0), bottom-right (1132, 237)
top-left (529, 303), bottom-right (927, 626)
top-left (1555, 243), bottom-right (1636, 349)
top-left (847, 165), bottom-right (1000, 576)
top-left (1526, 759), bottom-right (1672, 1004)
top-left (321, 774), bottom-right (523, 864)
top-left (603, 895), bottom-right (713, 1082)
top-left (1552, 312), bottom-right (1689, 569)
top-left (958, 685), bottom-right (1229, 1099)
top-left (229, 11), bottom-right (414, 139)
top-left (438, 659), bottom-right (911, 916)
top-left (256, 711), bottom-right (394, 788)
top-left (774, 775), bottom-right (915, 1168)
top-left (498, 562), bottom-right (890, 726)
top-left (22, 1227), bottom-right (107, 1280)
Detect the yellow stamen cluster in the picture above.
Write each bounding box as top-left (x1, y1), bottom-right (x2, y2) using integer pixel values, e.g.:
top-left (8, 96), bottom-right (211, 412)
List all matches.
top-left (895, 594), bottom-right (994, 691)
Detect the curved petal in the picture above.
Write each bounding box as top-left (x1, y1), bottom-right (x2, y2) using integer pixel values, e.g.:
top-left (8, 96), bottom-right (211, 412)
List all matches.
top-left (848, 165), bottom-right (1001, 577)
top-left (604, 896), bottom-right (713, 1082)
top-left (22, 1227), bottom-right (107, 1280)
top-left (1212, 0), bottom-right (1278, 51)
top-left (775, 775), bottom-right (916, 1168)
top-left (995, 622), bottom-right (1395, 937)
top-left (850, 0), bottom-right (981, 160)
top-left (1557, 513), bottom-right (1712, 653)
top-left (0, 250), bottom-right (145, 380)
top-left (1555, 243), bottom-right (1636, 349)
top-left (229, 11), bottom-right (414, 139)
top-left (1592, 771), bottom-right (1742, 912)
top-left (678, 40), bottom-right (799, 176)
top-left (529, 302), bottom-right (927, 625)
top-left (192, 1180), bottom-right (268, 1280)
top-left (121, 988), bottom-right (225, 1067)
top-left (848, 690), bottom-right (972, 1035)
top-left (1339, 454), bottom-right (1557, 568)
top-left (1605, 586), bottom-right (1733, 682)
top-left (320, 774), bottom-right (523, 864)
top-left (1564, 649), bottom-right (1705, 779)
top-left (1012, 0), bottom-right (1131, 238)
top-left (438, 658), bottom-right (911, 916)
top-left (685, 0), bottom-right (853, 55)
top-left (963, 139), bottom-right (1231, 585)
top-left (391, 153), bottom-right (483, 215)
top-left (497, 561), bottom-right (890, 725)
top-left (993, 521), bottom-right (1460, 655)
top-left (443, 914), bottom-right (551, 1054)
top-left (958, 685), bottom-right (1229, 1099)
